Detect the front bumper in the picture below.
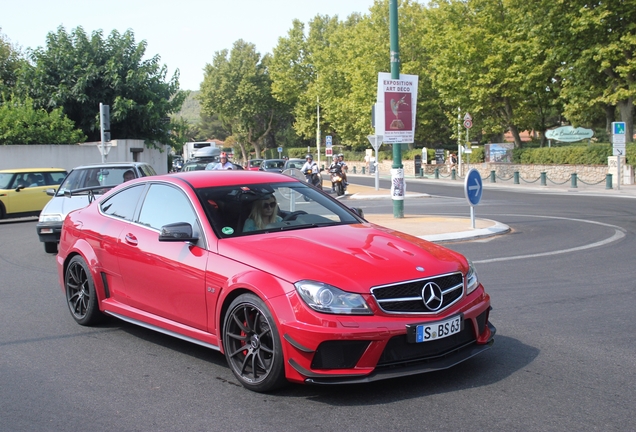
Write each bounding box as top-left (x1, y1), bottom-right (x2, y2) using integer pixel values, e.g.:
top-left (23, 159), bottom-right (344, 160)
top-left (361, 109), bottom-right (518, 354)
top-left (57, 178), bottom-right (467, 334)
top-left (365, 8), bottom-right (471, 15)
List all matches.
top-left (272, 290), bottom-right (495, 385)
top-left (36, 221), bottom-right (63, 243)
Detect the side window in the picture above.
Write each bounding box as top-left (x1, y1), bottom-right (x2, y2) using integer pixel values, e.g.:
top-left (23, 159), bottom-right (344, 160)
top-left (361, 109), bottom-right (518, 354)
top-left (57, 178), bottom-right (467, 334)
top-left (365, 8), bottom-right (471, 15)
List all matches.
top-left (49, 172), bottom-right (67, 185)
top-left (139, 164), bottom-right (157, 177)
top-left (100, 185), bottom-right (145, 221)
top-left (138, 184), bottom-right (198, 231)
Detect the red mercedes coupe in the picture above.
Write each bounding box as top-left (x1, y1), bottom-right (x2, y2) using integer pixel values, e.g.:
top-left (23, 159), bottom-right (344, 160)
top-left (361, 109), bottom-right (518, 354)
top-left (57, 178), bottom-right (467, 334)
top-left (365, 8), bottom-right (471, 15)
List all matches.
top-left (57, 170), bottom-right (495, 392)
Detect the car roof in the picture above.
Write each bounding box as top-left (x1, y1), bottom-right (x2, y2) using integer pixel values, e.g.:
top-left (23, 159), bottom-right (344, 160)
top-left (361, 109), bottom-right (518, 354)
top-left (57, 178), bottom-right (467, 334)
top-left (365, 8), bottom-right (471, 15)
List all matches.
top-left (162, 170), bottom-right (297, 189)
top-left (0, 167), bottom-right (67, 173)
top-left (69, 162), bottom-right (151, 170)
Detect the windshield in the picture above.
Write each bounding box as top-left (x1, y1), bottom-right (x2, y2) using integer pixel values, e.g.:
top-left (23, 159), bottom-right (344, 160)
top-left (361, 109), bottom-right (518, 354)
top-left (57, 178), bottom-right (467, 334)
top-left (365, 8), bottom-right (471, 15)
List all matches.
top-left (57, 167), bottom-right (138, 195)
top-left (0, 173), bottom-right (15, 190)
top-left (196, 181), bottom-right (363, 238)
top-left (263, 160), bottom-right (285, 169)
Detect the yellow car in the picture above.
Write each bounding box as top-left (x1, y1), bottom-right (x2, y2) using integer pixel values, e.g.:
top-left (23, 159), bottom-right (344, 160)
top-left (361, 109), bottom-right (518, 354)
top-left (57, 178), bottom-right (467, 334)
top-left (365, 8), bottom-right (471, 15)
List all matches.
top-left (0, 168), bottom-right (68, 219)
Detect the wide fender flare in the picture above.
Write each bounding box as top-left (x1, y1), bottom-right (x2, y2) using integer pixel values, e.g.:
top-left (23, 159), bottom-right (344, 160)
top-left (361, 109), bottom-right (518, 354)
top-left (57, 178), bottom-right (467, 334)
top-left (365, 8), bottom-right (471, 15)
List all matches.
top-left (61, 238), bottom-right (104, 298)
top-left (214, 269), bottom-right (294, 343)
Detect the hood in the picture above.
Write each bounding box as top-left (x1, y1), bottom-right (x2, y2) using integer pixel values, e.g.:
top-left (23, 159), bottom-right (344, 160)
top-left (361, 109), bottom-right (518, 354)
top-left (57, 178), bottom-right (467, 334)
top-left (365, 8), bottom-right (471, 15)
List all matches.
top-left (40, 194), bottom-right (91, 218)
top-left (218, 223), bottom-right (467, 293)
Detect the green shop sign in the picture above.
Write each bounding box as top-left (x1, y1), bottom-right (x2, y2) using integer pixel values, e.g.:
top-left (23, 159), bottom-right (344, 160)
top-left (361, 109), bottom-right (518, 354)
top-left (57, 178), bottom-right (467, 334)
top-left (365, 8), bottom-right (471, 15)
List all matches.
top-left (545, 126), bottom-right (594, 142)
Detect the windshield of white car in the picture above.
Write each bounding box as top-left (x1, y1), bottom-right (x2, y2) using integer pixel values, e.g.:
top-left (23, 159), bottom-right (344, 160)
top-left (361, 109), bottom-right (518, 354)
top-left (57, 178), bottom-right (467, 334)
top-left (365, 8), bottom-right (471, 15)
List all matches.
top-left (57, 167), bottom-right (137, 196)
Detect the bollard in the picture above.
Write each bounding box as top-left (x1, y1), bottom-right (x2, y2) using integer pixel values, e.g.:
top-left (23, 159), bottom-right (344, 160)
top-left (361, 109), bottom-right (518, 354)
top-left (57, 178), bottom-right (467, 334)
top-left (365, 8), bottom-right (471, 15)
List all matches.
top-left (435, 168), bottom-right (439, 179)
top-left (362, 166), bottom-right (365, 175)
top-left (353, 166), bottom-right (356, 174)
top-left (606, 173), bottom-right (613, 189)
top-left (540, 172), bottom-right (547, 186)
top-left (490, 170), bottom-right (496, 183)
top-left (451, 168), bottom-right (456, 180)
top-left (513, 171), bottom-right (519, 184)
top-left (571, 173), bottom-right (578, 188)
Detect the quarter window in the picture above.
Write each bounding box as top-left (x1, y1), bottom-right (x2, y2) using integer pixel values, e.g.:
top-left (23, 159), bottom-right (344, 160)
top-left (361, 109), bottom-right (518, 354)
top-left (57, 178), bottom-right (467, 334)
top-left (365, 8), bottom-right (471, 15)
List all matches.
top-left (100, 185), bottom-right (145, 221)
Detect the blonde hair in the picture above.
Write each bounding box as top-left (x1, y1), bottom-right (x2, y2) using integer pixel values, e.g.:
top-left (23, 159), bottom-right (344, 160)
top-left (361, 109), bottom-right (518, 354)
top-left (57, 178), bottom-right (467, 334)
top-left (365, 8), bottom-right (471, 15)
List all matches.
top-left (247, 196), bottom-right (278, 230)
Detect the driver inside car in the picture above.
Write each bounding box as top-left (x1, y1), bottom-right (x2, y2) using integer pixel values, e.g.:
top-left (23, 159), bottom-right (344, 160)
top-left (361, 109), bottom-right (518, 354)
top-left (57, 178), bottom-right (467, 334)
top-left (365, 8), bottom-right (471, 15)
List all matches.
top-left (242, 194), bottom-right (282, 232)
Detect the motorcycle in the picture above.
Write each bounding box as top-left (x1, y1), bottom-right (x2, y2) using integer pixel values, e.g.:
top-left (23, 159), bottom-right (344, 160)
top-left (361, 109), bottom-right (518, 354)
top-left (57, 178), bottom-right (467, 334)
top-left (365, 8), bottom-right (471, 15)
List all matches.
top-left (329, 165), bottom-right (346, 196)
top-left (303, 166), bottom-right (323, 190)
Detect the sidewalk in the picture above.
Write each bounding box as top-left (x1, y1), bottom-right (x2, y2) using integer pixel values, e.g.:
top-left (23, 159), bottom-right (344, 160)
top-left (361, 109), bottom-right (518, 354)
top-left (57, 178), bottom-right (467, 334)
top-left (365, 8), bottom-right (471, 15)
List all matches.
top-left (324, 180), bottom-right (510, 243)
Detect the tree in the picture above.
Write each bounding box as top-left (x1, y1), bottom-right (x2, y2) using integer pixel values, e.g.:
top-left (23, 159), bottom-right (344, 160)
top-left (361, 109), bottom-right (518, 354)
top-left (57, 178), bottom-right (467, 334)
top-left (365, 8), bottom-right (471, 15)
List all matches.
top-left (552, 0), bottom-right (636, 141)
top-left (199, 40), bottom-right (283, 160)
top-left (0, 97), bottom-right (86, 144)
top-left (17, 26), bottom-right (186, 146)
top-left (0, 29), bottom-right (25, 98)
top-left (424, 0), bottom-right (563, 148)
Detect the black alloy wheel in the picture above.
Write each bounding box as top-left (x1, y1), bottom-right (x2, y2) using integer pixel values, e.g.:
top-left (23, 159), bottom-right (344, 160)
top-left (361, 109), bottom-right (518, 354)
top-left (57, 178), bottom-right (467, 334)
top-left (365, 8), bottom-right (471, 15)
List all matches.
top-left (65, 255), bottom-right (105, 326)
top-left (223, 294), bottom-right (286, 392)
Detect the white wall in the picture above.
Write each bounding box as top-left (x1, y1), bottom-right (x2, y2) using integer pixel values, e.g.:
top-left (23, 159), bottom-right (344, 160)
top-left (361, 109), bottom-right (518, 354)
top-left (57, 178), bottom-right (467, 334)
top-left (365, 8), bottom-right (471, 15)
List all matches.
top-left (0, 140), bottom-right (169, 174)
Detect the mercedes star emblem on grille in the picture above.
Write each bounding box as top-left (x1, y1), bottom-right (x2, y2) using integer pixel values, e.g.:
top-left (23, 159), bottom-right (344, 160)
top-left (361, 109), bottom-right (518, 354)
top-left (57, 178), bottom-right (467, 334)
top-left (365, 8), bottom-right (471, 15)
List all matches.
top-left (422, 282), bottom-right (443, 311)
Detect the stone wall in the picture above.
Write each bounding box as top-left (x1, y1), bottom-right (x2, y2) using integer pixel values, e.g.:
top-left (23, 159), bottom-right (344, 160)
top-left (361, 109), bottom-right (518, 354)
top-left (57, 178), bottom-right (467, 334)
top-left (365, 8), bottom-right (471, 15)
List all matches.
top-left (343, 159), bottom-right (634, 185)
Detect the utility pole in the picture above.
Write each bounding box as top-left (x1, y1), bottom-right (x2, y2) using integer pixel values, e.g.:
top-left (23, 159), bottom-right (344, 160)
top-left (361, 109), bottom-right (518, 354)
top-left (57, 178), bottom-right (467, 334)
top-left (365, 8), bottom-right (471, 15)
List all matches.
top-left (316, 96), bottom-right (321, 169)
top-left (389, 0), bottom-right (403, 218)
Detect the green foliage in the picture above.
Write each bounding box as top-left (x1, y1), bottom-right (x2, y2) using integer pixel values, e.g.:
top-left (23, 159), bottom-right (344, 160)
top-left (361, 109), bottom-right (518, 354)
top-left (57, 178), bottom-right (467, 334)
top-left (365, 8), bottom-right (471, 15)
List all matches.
top-left (199, 40), bottom-right (284, 159)
top-left (174, 90), bottom-right (201, 124)
top-left (518, 144), bottom-right (612, 165)
top-left (0, 97), bottom-right (86, 144)
top-left (1, 30), bottom-right (25, 97)
top-left (17, 26), bottom-right (186, 146)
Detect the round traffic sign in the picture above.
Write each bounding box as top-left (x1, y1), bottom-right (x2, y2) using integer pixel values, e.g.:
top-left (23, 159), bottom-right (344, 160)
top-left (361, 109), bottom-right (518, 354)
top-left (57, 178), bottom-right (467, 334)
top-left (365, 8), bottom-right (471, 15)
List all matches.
top-left (464, 168), bottom-right (483, 206)
top-left (463, 119), bottom-right (473, 129)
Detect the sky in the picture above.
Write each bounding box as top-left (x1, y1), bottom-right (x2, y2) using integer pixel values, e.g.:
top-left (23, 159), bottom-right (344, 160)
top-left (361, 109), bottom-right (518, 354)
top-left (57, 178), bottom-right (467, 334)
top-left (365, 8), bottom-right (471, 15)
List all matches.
top-left (1, 0), bottom-right (377, 91)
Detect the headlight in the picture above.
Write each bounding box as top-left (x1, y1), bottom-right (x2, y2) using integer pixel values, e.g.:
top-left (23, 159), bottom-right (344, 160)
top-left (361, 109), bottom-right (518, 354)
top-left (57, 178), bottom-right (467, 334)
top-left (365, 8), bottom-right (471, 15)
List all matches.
top-left (294, 280), bottom-right (372, 315)
top-left (465, 262), bottom-right (479, 294)
top-left (39, 213), bottom-right (63, 223)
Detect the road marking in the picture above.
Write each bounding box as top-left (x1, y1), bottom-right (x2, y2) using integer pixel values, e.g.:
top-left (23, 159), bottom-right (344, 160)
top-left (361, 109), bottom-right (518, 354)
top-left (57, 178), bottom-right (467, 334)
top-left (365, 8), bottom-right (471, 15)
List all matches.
top-left (473, 215), bottom-right (626, 264)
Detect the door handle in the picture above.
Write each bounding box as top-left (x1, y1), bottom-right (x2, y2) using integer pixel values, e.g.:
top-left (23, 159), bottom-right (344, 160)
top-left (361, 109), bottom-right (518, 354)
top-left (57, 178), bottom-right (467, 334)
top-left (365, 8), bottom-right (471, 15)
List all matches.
top-left (124, 233), bottom-right (138, 246)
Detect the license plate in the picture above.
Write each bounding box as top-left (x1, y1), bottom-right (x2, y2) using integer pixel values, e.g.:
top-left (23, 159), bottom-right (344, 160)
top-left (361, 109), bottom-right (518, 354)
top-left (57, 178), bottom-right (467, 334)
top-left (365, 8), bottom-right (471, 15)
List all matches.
top-left (406, 315), bottom-right (463, 343)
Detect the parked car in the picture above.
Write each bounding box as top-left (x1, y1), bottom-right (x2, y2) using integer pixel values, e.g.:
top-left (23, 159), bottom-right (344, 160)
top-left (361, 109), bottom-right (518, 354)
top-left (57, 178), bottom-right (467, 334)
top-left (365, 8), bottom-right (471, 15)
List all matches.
top-left (259, 159), bottom-right (286, 173)
top-left (0, 168), bottom-right (68, 219)
top-left (283, 158), bottom-right (305, 170)
top-left (36, 162), bottom-right (156, 253)
top-left (56, 170), bottom-right (495, 393)
top-left (245, 159), bottom-right (264, 171)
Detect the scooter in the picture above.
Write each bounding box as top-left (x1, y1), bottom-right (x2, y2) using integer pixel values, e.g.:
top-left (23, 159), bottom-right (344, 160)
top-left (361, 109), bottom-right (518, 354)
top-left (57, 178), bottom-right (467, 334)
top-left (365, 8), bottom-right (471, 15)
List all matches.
top-left (329, 165), bottom-right (346, 196)
top-left (303, 167), bottom-right (323, 190)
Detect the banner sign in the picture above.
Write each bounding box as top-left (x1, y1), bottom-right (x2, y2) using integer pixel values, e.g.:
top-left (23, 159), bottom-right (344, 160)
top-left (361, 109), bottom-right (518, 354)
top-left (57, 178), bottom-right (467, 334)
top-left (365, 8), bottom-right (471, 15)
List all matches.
top-left (545, 126), bottom-right (594, 143)
top-left (376, 73), bottom-right (419, 144)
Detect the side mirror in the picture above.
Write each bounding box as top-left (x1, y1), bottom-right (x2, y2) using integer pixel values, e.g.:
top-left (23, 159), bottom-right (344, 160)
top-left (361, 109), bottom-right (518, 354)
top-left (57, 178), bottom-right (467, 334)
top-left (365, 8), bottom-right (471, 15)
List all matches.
top-left (350, 207), bottom-right (365, 219)
top-left (159, 222), bottom-right (198, 242)
top-left (45, 188), bottom-right (57, 196)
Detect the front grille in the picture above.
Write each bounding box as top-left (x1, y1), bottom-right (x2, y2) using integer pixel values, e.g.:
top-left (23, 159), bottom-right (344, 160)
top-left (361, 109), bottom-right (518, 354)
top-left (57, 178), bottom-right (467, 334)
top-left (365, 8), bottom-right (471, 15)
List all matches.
top-left (378, 320), bottom-right (476, 366)
top-left (371, 272), bottom-right (464, 314)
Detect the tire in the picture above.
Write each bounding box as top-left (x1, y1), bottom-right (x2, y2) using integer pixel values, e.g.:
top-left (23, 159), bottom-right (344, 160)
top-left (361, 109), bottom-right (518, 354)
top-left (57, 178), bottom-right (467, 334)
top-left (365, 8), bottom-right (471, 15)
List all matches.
top-left (223, 293), bottom-right (286, 392)
top-left (336, 182), bottom-right (345, 196)
top-left (44, 242), bottom-right (58, 254)
top-left (0, 202), bottom-right (5, 219)
top-left (64, 255), bottom-right (105, 326)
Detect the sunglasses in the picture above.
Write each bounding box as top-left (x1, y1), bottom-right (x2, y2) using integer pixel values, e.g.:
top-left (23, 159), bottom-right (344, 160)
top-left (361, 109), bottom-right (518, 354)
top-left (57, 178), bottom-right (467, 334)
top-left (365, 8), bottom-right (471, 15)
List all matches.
top-left (262, 201), bottom-right (277, 209)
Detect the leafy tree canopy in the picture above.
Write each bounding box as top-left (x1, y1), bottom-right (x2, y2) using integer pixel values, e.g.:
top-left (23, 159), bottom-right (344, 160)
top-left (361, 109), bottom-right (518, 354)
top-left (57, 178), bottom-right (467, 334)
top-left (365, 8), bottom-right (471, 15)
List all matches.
top-left (0, 97), bottom-right (86, 144)
top-left (17, 26), bottom-right (186, 146)
top-left (0, 29), bottom-right (26, 97)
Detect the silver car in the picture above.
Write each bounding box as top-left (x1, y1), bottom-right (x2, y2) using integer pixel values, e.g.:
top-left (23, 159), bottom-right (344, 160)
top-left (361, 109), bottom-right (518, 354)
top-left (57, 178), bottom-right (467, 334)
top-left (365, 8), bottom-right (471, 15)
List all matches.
top-left (36, 162), bottom-right (156, 253)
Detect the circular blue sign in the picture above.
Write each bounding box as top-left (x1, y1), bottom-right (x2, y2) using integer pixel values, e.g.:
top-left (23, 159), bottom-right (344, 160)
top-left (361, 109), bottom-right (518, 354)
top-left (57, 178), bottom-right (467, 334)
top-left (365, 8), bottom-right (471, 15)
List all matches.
top-left (464, 168), bottom-right (483, 206)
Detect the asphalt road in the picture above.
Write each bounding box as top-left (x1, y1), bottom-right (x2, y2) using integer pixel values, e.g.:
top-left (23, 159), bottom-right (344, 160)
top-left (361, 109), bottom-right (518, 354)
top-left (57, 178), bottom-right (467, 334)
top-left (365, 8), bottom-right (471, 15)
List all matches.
top-left (1, 179), bottom-right (635, 431)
